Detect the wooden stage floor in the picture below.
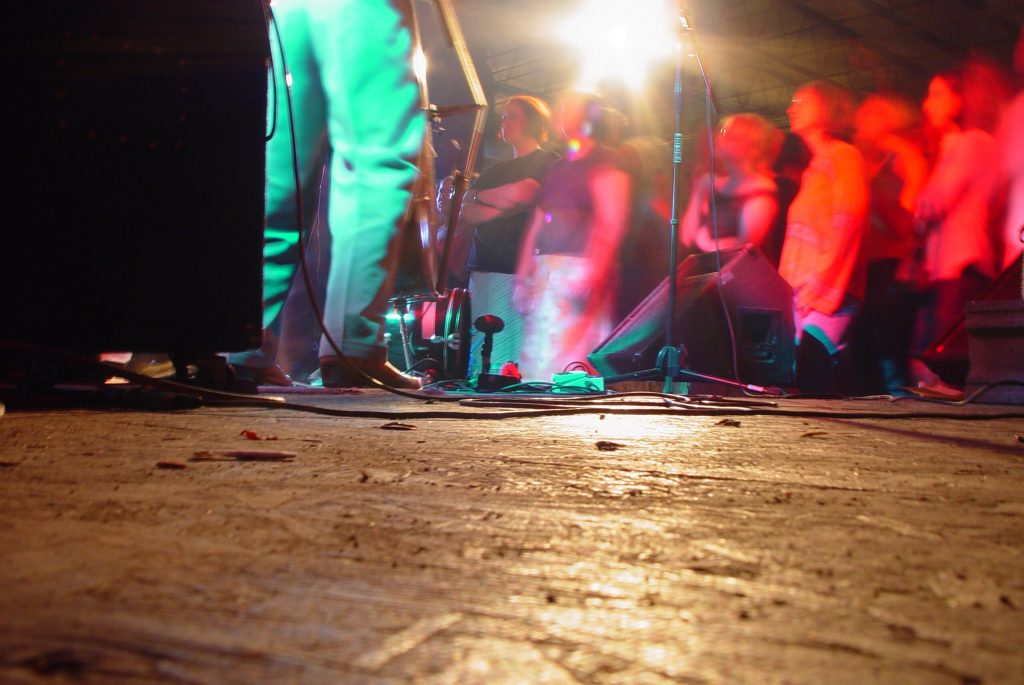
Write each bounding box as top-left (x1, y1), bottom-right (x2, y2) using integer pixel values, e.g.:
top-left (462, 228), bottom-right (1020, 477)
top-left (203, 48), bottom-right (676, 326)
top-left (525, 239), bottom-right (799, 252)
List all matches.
top-left (1, 388), bottom-right (1023, 684)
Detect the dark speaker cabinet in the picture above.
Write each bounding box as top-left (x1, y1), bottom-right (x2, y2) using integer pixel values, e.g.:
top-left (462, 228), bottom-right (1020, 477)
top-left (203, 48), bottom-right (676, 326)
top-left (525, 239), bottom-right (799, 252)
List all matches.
top-left (1, 1), bottom-right (269, 353)
top-left (589, 246), bottom-right (795, 387)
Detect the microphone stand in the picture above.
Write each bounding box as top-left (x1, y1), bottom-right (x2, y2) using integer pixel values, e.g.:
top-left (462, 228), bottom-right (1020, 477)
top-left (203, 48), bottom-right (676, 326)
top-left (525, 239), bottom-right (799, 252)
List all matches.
top-left (654, 7), bottom-right (690, 394)
top-left (602, 7), bottom-right (773, 396)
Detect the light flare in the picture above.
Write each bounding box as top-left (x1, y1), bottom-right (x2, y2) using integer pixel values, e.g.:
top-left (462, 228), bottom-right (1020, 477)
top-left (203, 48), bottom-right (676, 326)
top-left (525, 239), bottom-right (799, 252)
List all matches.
top-left (556, 0), bottom-right (677, 90)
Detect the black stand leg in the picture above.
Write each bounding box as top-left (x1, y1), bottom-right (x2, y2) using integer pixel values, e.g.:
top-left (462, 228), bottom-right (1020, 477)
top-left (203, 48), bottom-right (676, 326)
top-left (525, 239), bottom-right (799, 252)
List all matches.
top-left (605, 9), bottom-right (779, 396)
top-left (474, 314), bottom-right (516, 391)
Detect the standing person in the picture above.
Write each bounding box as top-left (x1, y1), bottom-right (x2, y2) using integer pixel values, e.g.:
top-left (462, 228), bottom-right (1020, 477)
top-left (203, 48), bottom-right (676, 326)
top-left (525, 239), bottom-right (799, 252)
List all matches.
top-left (614, 132), bottom-right (672, 322)
top-left (680, 113), bottom-right (784, 261)
top-left (229, 0), bottom-right (425, 389)
top-left (513, 90), bottom-right (631, 381)
top-left (998, 24), bottom-right (1024, 271)
top-left (779, 81), bottom-right (869, 394)
top-left (457, 96), bottom-right (558, 377)
top-left (769, 133), bottom-right (812, 268)
top-left (912, 63), bottom-right (1005, 386)
top-left (853, 93), bottom-right (929, 394)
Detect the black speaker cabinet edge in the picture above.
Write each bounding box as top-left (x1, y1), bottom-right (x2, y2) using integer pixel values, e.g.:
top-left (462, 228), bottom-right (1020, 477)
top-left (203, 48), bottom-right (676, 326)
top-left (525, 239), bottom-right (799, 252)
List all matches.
top-left (1, 1), bottom-right (269, 354)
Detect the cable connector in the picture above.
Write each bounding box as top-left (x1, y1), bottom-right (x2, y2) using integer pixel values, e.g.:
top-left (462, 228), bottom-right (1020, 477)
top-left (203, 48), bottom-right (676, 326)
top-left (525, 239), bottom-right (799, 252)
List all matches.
top-left (551, 371), bottom-right (604, 393)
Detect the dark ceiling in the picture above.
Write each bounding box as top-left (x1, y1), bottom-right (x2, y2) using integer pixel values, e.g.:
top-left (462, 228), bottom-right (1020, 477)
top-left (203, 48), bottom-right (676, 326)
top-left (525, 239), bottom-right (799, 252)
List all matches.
top-left (423, 0), bottom-right (1023, 129)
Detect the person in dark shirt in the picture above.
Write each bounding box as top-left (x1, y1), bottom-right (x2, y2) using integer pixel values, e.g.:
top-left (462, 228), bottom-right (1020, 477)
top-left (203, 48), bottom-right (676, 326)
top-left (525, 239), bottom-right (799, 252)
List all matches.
top-left (453, 96), bottom-right (558, 376)
top-left (513, 90), bottom-right (631, 380)
top-left (680, 113), bottom-right (784, 263)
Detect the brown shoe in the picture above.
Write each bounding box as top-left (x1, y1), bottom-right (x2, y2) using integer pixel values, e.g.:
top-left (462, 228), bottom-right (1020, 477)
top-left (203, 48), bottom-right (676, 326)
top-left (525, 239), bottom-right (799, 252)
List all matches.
top-left (234, 363), bottom-right (294, 387)
top-left (320, 348), bottom-right (423, 390)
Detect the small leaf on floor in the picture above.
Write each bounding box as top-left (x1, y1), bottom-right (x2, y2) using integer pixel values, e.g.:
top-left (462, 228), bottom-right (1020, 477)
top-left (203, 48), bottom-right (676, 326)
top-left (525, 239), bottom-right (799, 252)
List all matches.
top-left (240, 429), bottom-right (279, 441)
top-left (381, 422), bottom-right (417, 431)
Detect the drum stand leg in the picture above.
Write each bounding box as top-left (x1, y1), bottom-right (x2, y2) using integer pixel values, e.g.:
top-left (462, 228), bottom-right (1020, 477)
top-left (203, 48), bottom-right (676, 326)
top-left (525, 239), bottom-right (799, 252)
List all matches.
top-left (393, 298), bottom-right (415, 371)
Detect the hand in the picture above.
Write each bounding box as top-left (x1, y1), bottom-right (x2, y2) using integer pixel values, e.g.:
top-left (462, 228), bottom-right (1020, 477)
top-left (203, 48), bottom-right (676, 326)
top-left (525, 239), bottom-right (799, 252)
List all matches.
top-left (436, 175), bottom-right (455, 221)
top-left (914, 193), bottom-right (943, 225)
top-left (794, 285), bottom-right (815, 316)
top-left (512, 279), bottom-right (534, 315)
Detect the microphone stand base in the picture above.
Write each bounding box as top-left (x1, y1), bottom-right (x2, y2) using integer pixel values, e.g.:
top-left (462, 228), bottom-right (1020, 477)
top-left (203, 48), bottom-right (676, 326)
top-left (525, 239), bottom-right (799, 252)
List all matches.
top-left (475, 373), bottom-right (518, 392)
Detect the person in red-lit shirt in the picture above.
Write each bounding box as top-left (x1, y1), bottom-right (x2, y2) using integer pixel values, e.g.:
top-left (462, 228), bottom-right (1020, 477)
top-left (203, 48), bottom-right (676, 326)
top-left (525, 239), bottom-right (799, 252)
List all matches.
top-left (998, 24), bottom-right (1024, 272)
top-left (912, 61), bottom-right (1008, 387)
top-left (513, 90), bottom-right (631, 381)
top-left (853, 93), bottom-right (929, 394)
top-left (779, 81), bottom-right (869, 394)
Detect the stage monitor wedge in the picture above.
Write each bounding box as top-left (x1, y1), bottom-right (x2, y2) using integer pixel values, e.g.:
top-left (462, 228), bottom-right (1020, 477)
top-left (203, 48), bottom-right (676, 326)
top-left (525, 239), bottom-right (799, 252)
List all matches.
top-left (589, 246), bottom-right (795, 388)
top-left (921, 255), bottom-right (1023, 386)
top-left (1, 1), bottom-right (269, 353)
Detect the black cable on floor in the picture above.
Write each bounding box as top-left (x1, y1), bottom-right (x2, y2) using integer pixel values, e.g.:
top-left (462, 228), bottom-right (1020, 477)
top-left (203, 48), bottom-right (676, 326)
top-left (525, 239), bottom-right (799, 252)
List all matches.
top-left (5, 343), bottom-right (1024, 422)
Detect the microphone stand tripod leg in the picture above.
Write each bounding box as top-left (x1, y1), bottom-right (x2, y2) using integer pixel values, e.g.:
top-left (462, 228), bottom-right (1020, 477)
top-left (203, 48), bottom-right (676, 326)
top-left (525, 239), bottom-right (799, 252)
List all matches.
top-left (657, 345), bottom-right (682, 395)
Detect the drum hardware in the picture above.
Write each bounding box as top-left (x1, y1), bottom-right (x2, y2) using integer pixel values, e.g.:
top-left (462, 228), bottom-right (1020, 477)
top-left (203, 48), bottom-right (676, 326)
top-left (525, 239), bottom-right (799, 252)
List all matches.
top-left (428, 287), bottom-right (471, 380)
top-left (386, 287), bottom-right (469, 380)
top-left (422, 0), bottom-right (488, 298)
top-left (391, 297), bottom-right (416, 371)
top-left (386, 0), bottom-right (486, 382)
top-left (473, 314), bottom-right (503, 375)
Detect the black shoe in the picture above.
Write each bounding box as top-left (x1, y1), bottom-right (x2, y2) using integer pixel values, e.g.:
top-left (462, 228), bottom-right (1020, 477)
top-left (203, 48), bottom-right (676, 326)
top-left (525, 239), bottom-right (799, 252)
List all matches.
top-left (795, 334), bottom-right (836, 395)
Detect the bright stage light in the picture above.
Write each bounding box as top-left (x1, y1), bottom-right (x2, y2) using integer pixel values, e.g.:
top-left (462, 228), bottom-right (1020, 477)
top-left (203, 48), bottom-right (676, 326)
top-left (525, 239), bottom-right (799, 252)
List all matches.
top-left (556, 0), bottom-right (678, 90)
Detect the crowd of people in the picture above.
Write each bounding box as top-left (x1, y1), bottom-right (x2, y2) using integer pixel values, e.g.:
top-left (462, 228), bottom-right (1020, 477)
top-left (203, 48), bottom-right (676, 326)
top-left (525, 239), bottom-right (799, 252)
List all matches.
top-left (448, 26), bottom-right (1024, 394)
top-left (236, 0), bottom-right (1024, 395)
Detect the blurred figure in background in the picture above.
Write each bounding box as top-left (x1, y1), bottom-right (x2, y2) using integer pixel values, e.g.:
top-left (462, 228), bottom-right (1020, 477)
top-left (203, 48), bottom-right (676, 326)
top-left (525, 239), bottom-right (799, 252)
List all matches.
top-left (912, 59), bottom-right (1009, 387)
top-left (513, 90), bottom-right (631, 381)
top-left (614, 131), bottom-right (673, 322)
top-left (852, 92), bottom-right (929, 394)
top-left (680, 113), bottom-right (785, 264)
top-left (779, 81), bottom-right (869, 394)
top-left (998, 24), bottom-right (1024, 272)
top-left (769, 133), bottom-right (812, 269)
top-left (452, 96), bottom-right (559, 377)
